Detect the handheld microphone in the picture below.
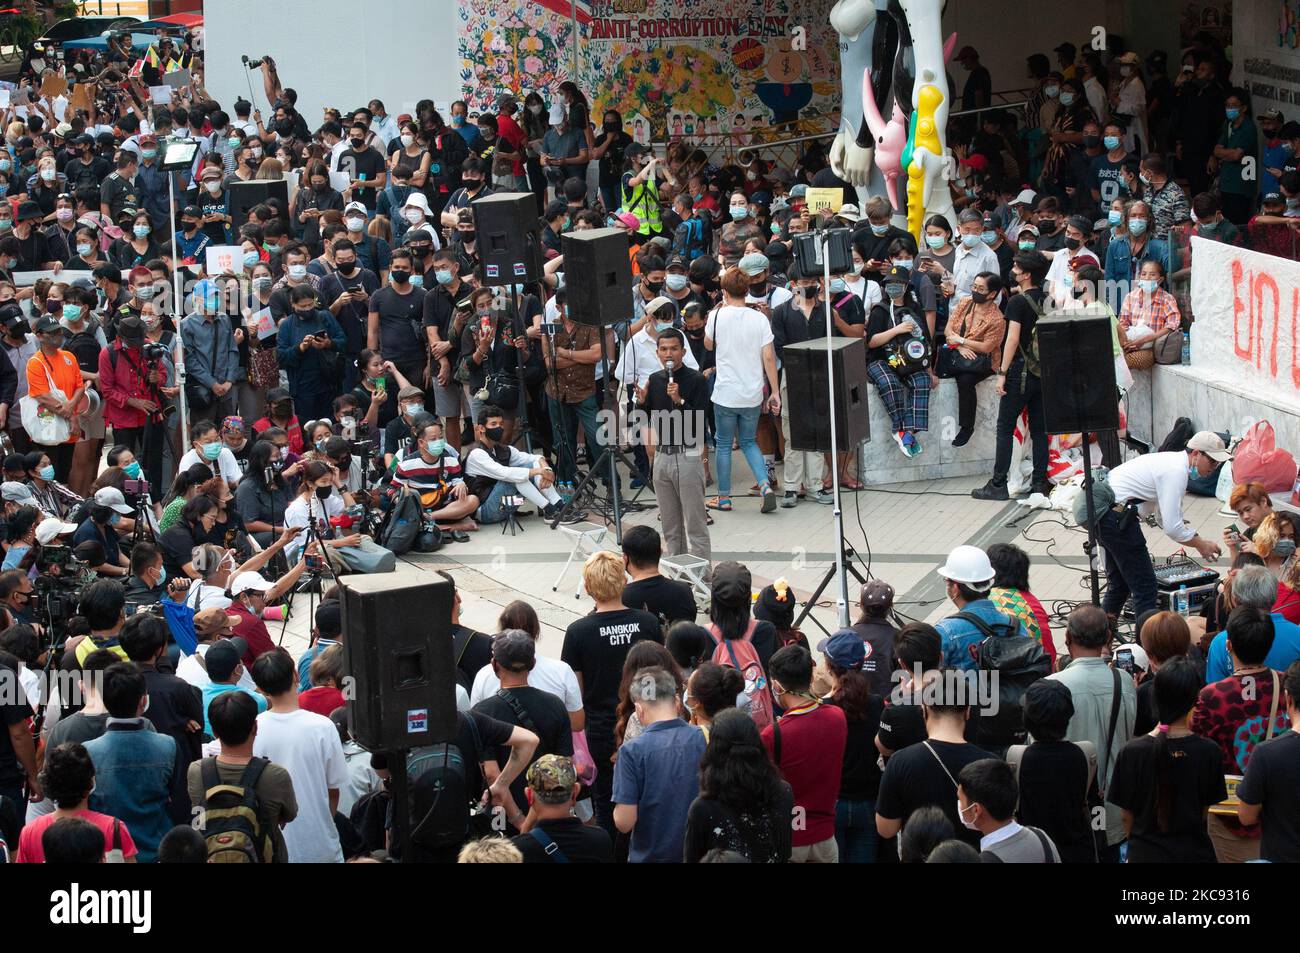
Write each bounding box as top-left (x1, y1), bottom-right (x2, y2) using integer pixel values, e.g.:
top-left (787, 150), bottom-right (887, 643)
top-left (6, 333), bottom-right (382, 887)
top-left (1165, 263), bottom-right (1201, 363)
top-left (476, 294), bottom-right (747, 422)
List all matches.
top-left (665, 359), bottom-right (674, 384)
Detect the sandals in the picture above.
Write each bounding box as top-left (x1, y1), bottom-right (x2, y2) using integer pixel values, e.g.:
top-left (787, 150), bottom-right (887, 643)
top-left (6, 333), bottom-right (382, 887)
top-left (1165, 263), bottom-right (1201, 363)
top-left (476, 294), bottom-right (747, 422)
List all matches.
top-left (840, 477), bottom-right (864, 491)
top-left (706, 496), bottom-right (733, 511)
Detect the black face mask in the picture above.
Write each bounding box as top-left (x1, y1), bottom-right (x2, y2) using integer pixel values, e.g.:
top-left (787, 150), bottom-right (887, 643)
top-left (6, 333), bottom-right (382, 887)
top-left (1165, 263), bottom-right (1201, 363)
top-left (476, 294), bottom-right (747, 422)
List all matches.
top-left (686, 327), bottom-right (705, 338)
top-left (461, 230), bottom-right (476, 244)
top-left (315, 485), bottom-right (332, 501)
top-left (464, 179), bottom-right (482, 191)
top-left (336, 261), bottom-right (357, 276)
top-left (273, 402), bottom-right (293, 418)
top-left (349, 138), bottom-right (365, 150)
top-left (1039, 218), bottom-right (1058, 232)
top-left (749, 281), bottom-right (767, 296)
top-left (971, 290), bottom-right (990, 304)
top-left (643, 280), bottom-right (663, 294)
top-left (483, 426), bottom-right (504, 443)
top-left (1065, 236), bottom-right (1082, 250)
top-left (390, 270), bottom-right (411, 284)
top-left (1082, 135), bottom-right (1101, 149)
top-left (182, 221), bottom-right (198, 232)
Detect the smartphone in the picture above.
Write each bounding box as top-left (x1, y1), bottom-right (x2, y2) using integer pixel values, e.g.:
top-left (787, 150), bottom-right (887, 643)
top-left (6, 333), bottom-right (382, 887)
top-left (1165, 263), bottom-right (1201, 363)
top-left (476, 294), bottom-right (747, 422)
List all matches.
top-left (1114, 647), bottom-right (1136, 674)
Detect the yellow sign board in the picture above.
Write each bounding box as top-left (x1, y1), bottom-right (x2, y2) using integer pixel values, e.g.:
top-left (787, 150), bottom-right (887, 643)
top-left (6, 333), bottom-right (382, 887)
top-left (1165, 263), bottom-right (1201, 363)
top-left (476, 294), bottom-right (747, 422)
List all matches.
top-left (805, 187), bottom-right (844, 215)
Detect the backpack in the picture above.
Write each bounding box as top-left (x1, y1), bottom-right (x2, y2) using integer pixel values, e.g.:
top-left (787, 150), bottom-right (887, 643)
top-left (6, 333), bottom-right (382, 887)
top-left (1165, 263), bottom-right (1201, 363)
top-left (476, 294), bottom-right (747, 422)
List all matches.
top-left (682, 217), bottom-right (706, 260)
top-left (407, 715), bottom-right (482, 851)
top-left (380, 490), bottom-right (422, 556)
top-left (951, 611), bottom-right (1049, 750)
top-left (198, 756), bottom-right (273, 863)
top-left (706, 620), bottom-right (773, 729)
top-left (349, 787), bottom-right (392, 854)
top-left (1018, 291), bottom-right (1047, 380)
top-left (979, 825), bottom-right (1057, 863)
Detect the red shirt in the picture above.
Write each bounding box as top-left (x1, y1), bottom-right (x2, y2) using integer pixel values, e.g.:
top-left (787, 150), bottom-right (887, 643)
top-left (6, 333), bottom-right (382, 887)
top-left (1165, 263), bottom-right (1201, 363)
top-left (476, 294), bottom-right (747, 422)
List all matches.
top-left (300, 686), bottom-right (346, 717)
top-left (227, 604), bottom-right (277, 668)
top-left (253, 414), bottom-right (305, 454)
top-left (496, 115), bottom-right (527, 176)
top-left (1273, 582), bottom-right (1300, 626)
top-left (17, 809), bottom-right (138, 862)
top-left (761, 702), bottom-right (847, 847)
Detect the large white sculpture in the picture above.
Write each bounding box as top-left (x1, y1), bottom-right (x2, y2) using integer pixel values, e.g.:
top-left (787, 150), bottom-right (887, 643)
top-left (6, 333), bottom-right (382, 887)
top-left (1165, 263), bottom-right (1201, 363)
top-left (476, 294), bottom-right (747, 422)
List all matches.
top-left (897, 0), bottom-right (956, 242)
top-left (828, 0), bottom-right (884, 205)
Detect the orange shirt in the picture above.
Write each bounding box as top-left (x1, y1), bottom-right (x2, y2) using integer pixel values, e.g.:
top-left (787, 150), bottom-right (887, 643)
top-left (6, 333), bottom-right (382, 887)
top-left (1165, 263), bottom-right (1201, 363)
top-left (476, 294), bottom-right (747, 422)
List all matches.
top-left (26, 349), bottom-right (84, 443)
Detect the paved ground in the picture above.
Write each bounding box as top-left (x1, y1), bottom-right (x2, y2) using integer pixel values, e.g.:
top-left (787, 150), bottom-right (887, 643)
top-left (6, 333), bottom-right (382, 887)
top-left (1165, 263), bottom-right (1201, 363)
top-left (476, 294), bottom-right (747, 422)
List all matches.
top-left (281, 443), bottom-right (1240, 667)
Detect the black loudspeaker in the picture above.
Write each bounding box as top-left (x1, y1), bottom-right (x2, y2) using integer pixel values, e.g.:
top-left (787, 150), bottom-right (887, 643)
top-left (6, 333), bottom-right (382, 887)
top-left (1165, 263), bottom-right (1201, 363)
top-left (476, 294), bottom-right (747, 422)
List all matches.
top-left (339, 571), bottom-right (458, 749)
top-left (792, 227), bottom-right (854, 279)
top-left (472, 192), bottom-right (543, 286)
top-left (227, 179), bottom-right (289, 230)
top-left (782, 337), bottom-right (871, 452)
top-left (1035, 310), bottom-right (1121, 435)
top-left (561, 227), bottom-right (634, 327)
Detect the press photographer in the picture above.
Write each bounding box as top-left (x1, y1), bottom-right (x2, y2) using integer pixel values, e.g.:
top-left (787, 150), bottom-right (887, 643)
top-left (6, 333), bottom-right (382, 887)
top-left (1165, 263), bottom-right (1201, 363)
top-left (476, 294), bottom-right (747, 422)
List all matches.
top-left (99, 315), bottom-right (174, 499)
top-left (70, 487), bottom-right (136, 578)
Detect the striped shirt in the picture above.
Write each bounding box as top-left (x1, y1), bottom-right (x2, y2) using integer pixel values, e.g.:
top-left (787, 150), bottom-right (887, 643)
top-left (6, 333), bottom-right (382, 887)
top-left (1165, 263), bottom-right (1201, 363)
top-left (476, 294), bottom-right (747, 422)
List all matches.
top-left (391, 448), bottom-right (464, 493)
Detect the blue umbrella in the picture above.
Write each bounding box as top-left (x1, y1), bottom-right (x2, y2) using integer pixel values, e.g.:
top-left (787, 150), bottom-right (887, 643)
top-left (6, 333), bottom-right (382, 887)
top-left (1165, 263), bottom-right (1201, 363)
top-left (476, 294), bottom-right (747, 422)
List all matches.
top-left (60, 32), bottom-right (159, 51)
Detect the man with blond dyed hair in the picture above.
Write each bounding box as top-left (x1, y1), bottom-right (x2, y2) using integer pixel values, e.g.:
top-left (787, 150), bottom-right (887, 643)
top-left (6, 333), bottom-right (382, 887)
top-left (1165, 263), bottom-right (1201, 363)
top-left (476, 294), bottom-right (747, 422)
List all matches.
top-left (560, 550), bottom-right (663, 840)
top-left (457, 836), bottom-right (524, 863)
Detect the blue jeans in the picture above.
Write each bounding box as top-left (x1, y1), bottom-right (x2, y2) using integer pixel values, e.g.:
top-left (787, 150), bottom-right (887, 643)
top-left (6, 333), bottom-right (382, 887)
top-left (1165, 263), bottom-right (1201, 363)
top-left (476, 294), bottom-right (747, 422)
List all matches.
top-left (712, 402), bottom-right (767, 496)
top-left (835, 798), bottom-right (878, 864)
top-left (547, 393), bottom-right (603, 484)
top-left (477, 481), bottom-right (512, 524)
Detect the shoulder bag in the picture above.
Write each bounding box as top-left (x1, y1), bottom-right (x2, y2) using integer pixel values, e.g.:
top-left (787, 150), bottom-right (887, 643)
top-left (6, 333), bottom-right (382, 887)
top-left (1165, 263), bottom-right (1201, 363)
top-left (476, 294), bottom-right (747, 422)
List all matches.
top-left (20, 354), bottom-right (71, 446)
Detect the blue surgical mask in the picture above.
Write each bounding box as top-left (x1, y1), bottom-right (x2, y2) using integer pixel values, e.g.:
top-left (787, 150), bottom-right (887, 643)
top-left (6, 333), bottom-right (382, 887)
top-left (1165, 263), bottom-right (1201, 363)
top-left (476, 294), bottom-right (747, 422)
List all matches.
top-left (158, 565), bottom-right (167, 586)
top-left (926, 234), bottom-right (945, 249)
top-left (729, 206), bottom-right (748, 220)
top-left (133, 225), bottom-right (150, 239)
top-left (243, 252), bottom-right (260, 268)
top-left (829, 278), bottom-right (846, 294)
top-left (665, 274), bottom-right (688, 291)
top-left (893, 259), bottom-right (914, 271)
top-left (654, 320), bottom-right (674, 333)
top-left (38, 465), bottom-right (55, 481)
top-left (1044, 84), bottom-right (1059, 98)
top-left (870, 223), bottom-right (889, 236)
top-left (124, 461), bottom-right (142, 479)
top-left (76, 242), bottom-right (93, 257)
top-left (1018, 240), bottom-right (1036, 251)
top-left (109, 512), bottom-right (122, 526)
top-left (316, 439), bottom-right (328, 452)
top-left (1138, 278), bottom-right (1159, 293)
top-left (435, 269), bottom-right (453, 285)
top-left (1108, 209), bottom-right (1123, 226)
top-left (61, 304), bottom-right (82, 322)
top-left (1127, 218), bottom-right (1148, 236)
top-left (202, 442), bottom-right (223, 461)
top-left (410, 275), bottom-right (424, 288)
top-left (1189, 464), bottom-right (1199, 479)
top-left (1059, 92), bottom-right (1076, 106)
top-left (1226, 108), bottom-right (1240, 121)
top-left (981, 230), bottom-right (996, 244)
top-left (960, 233), bottom-right (980, 248)
top-left (426, 438), bottom-right (446, 456)
top-left (1103, 135), bottom-right (1120, 150)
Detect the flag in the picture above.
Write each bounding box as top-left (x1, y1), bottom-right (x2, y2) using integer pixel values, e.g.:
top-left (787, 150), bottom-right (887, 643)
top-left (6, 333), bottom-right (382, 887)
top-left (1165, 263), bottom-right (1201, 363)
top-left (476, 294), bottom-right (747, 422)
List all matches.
top-left (535, 0), bottom-right (591, 25)
top-left (166, 57), bottom-right (182, 73)
top-left (128, 58), bottom-right (144, 78)
top-left (144, 45), bottom-right (160, 68)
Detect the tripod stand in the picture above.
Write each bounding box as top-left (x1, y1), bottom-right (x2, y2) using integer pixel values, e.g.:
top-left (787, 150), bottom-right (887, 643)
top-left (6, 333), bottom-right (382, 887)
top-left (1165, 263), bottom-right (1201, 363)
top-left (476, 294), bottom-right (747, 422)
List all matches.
top-left (277, 498), bottom-right (332, 646)
top-left (794, 541), bottom-right (870, 637)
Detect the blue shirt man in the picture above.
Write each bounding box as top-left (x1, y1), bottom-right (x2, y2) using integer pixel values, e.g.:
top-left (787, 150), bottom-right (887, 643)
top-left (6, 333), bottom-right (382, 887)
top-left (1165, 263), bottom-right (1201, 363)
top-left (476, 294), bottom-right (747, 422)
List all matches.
top-left (1206, 614), bottom-right (1300, 683)
top-left (934, 546), bottom-right (1020, 672)
top-left (86, 717), bottom-right (177, 863)
top-left (612, 713), bottom-right (707, 863)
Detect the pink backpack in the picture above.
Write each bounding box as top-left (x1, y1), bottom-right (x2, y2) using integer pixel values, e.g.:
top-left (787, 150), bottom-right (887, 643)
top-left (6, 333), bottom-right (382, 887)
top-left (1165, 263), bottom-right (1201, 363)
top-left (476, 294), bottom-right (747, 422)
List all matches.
top-left (707, 620), bottom-right (774, 729)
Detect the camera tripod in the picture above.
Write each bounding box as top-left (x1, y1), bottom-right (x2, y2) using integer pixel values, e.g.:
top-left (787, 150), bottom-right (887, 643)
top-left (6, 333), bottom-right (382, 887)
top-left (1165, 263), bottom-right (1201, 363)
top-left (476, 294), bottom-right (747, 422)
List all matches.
top-left (794, 541), bottom-right (870, 638)
top-left (277, 499), bottom-right (332, 647)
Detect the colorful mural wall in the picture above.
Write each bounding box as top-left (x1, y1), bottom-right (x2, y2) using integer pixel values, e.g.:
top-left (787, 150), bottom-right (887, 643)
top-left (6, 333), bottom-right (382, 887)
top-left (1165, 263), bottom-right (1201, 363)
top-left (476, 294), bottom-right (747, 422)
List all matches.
top-left (457, 0), bottom-right (840, 146)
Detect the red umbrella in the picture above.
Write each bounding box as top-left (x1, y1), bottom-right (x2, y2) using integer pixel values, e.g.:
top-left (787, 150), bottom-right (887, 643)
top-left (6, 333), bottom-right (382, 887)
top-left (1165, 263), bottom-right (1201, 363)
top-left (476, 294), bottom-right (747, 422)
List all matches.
top-left (136, 13), bottom-right (203, 29)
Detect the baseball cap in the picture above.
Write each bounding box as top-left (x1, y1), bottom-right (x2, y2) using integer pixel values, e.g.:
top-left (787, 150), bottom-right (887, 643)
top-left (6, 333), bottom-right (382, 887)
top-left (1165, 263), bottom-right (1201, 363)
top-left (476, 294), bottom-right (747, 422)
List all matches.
top-left (544, 198), bottom-right (569, 220)
top-left (527, 754), bottom-right (578, 804)
top-left (643, 295), bottom-right (677, 318)
top-left (885, 264), bottom-right (911, 283)
top-left (230, 571), bottom-right (273, 597)
top-left (1066, 214), bottom-right (1094, 234)
top-left (1187, 431), bottom-right (1233, 462)
top-left (612, 210), bottom-right (639, 230)
top-left (1262, 108), bottom-right (1285, 122)
top-left (36, 517), bottom-right (77, 544)
top-left (737, 252), bottom-right (769, 277)
top-left (199, 166), bottom-right (223, 182)
top-left (1013, 188), bottom-right (1038, 206)
top-left (204, 637), bottom-right (248, 681)
top-left (32, 314), bottom-right (61, 335)
top-left (1, 481), bottom-right (33, 503)
top-left (817, 629), bottom-right (867, 670)
top-left (665, 254), bottom-right (688, 272)
top-left (181, 204), bottom-right (202, 219)
top-left (860, 579), bottom-right (895, 607)
top-left (194, 608), bottom-right (241, 639)
top-left (547, 102), bottom-right (566, 126)
top-left (625, 142), bottom-right (648, 159)
top-left (344, 201), bottom-right (367, 216)
top-left (93, 487), bottom-right (134, 515)
top-left (836, 203), bottom-right (861, 223)
top-left (0, 303), bottom-right (24, 327)
top-left (1114, 642), bottom-right (1150, 673)
top-left (710, 561), bottom-right (752, 609)
top-left (1262, 192), bottom-right (1285, 207)
top-left (16, 200), bottom-right (42, 223)
top-left (789, 184), bottom-right (808, 199)
top-left (492, 631), bottom-right (536, 672)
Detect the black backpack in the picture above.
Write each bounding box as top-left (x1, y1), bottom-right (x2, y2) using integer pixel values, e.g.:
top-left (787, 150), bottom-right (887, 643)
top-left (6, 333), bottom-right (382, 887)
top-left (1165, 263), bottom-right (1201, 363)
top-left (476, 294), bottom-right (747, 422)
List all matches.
top-left (349, 787), bottom-right (392, 854)
top-left (951, 611), bottom-right (1049, 751)
top-left (407, 715), bottom-right (482, 852)
top-left (198, 756), bottom-right (273, 863)
top-left (380, 490), bottom-right (422, 556)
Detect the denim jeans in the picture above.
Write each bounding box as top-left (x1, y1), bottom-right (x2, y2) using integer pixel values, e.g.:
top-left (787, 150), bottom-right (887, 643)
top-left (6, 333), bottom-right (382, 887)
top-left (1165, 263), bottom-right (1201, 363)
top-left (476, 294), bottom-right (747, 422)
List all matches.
top-left (835, 798), bottom-right (878, 863)
top-left (1096, 507), bottom-right (1159, 617)
top-left (547, 393), bottom-right (602, 484)
top-left (712, 402), bottom-right (767, 496)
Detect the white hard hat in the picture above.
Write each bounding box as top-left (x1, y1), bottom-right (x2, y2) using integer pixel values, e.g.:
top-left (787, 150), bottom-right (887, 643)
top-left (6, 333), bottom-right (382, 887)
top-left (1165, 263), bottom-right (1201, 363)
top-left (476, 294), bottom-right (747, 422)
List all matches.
top-left (937, 545), bottom-right (996, 589)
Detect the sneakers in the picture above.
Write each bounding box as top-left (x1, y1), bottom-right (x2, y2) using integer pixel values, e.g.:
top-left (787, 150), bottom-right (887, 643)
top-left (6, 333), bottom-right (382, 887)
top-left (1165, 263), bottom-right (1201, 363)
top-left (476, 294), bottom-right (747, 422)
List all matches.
top-left (902, 432), bottom-right (922, 457)
top-left (1030, 478), bottom-right (1054, 497)
top-left (892, 431), bottom-right (910, 457)
top-left (971, 478), bottom-right (1010, 501)
top-left (814, 488), bottom-right (835, 505)
top-left (952, 427), bottom-right (973, 447)
top-left (629, 475), bottom-right (646, 490)
top-left (760, 485), bottom-right (777, 514)
top-left (779, 491), bottom-right (799, 508)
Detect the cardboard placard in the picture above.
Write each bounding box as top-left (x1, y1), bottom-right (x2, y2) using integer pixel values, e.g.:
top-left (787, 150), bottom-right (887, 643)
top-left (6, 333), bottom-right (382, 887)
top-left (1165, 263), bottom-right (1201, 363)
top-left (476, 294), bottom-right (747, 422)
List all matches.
top-left (252, 307), bottom-right (276, 340)
top-left (13, 269), bottom-right (92, 287)
top-left (805, 187), bottom-right (844, 215)
top-left (68, 83), bottom-right (93, 114)
top-left (163, 68), bottom-right (191, 90)
top-left (148, 85), bottom-right (172, 106)
top-left (39, 74), bottom-right (67, 100)
top-left (205, 245), bottom-right (245, 276)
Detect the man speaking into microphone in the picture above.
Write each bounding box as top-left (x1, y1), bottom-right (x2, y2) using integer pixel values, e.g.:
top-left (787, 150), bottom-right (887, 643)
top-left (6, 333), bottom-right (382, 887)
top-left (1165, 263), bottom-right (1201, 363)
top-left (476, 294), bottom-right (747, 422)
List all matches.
top-left (635, 328), bottom-right (712, 565)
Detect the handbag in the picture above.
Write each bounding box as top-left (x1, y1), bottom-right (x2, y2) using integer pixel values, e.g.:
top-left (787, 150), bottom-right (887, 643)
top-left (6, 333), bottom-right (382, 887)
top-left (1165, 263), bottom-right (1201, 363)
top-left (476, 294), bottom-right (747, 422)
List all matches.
top-left (935, 345), bottom-right (992, 378)
top-left (1153, 329), bottom-right (1184, 365)
top-left (19, 355), bottom-right (71, 446)
top-left (248, 343), bottom-right (279, 390)
top-left (334, 536), bottom-right (397, 574)
top-left (486, 372), bottom-right (520, 409)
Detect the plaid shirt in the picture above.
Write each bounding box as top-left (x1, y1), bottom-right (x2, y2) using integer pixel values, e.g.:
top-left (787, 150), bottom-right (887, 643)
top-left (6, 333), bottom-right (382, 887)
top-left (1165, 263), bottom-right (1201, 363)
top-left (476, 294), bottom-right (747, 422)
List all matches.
top-left (1119, 286), bottom-right (1181, 333)
top-left (1143, 179), bottom-right (1190, 240)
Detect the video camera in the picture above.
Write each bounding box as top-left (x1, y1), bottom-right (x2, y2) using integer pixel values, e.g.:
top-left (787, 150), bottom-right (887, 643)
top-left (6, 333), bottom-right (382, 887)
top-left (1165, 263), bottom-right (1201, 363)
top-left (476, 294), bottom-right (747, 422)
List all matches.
top-left (142, 342), bottom-right (169, 361)
top-left (241, 54), bottom-right (268, 69)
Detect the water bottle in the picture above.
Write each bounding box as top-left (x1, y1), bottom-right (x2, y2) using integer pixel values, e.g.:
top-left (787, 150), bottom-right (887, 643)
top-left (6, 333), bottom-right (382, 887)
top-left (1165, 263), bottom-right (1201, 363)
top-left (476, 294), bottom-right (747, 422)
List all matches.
top-left (1181, 324), bottom-right (1192, 365)
top-left (1174, 584), bottom-right (1189, 617)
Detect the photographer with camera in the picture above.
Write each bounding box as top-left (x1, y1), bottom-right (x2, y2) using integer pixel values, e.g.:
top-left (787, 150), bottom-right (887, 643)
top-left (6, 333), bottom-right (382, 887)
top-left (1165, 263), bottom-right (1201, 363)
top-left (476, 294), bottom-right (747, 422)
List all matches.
top-left (62, 579), bottom-right (129, 667)
top-left (284, 461), bottom-right (385, 571)
top-left (99, 315), bottom-right (172, 500)
top-left (70, 488), bottom-right (134, 578)
top-left (235, 439), bottom-right (297, 548)
top-left (123, 541), bottom-right (190, 610)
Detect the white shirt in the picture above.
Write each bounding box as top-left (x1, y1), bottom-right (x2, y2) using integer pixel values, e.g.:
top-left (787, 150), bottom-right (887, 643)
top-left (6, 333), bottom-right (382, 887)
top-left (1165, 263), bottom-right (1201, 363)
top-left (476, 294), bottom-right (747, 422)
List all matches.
top-left (253, 707), bottom-right (348, 863)
top-left (705, 304), bottom-right (774, 407)
top-left (1045, 247), bottom-right (1100, 307)
top-left (1084, 76), bottom-right (1109, 124)
top-left (328, 138), bottom-right (348, 173)
top-left (284, 493), bottom-right (344, 561)
top-left (952, 241), bottom-right (1001, 300)
top-left (185, 582), bottom-right (232, 613)
top-left (614, 325), bottom-right (699, 390)
top-left (178, 447), bottom-right (243, 487)
top-left (1106, 450), bottom-right (1196, 543)
top-left (463, 444), bottom-right (546, 484)
top-left (745, 285), bottom-right (793, 310)
top-left (177, 642), bottom-right (257, 691)
top-left (338, 739), bottom-right (382, 818)
top-left (469, 653), bottom-right (584, 712)
top-left (845, 276), bottom-right (883, 309)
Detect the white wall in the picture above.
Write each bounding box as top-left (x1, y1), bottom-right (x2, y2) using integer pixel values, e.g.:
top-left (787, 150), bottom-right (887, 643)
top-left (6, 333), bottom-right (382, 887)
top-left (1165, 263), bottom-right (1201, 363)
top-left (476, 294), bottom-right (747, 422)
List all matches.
top-left (203, 0), bottom-right (461, 125)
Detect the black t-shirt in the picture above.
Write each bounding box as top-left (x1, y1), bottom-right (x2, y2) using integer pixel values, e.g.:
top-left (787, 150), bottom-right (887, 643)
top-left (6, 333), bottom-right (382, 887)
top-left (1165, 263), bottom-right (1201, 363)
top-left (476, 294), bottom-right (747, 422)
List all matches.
top-left (444, 709), bottom-right (514, 806)
top-left (560, 608), bottom-right (662, 732)
top-left (384, 414), bottom-right (415, 460)
top-left (1238, 730), bottom-right (1300, 862)
top-left (622, 576), bottom-right (698, 628)
top-left (338, 147), bottom-right (387, 210)
top-left (452, 625), bottom-right (493, 693)
top-left (595, 130), bottom-right (633, 186)
top-left (422, 282), bottom-right (471, 370)
top-left (829, 695), bottom-right (884, 801)
top-left (11, 228), bottom-right (52, 271)
top-left (865, 297), bottom-right (927, 364)
top-left (0, 663), bottom-right (30, 789)
top-left (1005, 288), bottom-right (1046, 365)
top-left (1015, 740), bottom-right (1102, 864)
top-left (875, 738), bottom-right (995, 848)
top-left (1108, 732), bottom-right (1226, 863)
top-left (512, 816), bottom-right (614, 863)
top-left (1134, 678), bottom-right (1157, 736)
top-left (160, 523), bottom-right (203, 578)
top-left (319, 268), bottom-right (380, 356)
top-left (472, 686), bottom-right (573, 809)
top-left (368, 284), bottom-right (427, 366)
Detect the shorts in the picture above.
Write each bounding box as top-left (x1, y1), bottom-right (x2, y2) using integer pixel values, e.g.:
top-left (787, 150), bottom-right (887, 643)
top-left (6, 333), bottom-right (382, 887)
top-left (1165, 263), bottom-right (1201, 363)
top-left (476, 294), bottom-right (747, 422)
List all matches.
top-left (433, 379), bottom-right (471, 419)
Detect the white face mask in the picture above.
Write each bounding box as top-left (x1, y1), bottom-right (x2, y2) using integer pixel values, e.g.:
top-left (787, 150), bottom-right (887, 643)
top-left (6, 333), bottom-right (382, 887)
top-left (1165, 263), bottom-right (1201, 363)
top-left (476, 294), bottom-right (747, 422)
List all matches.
top-left (404, 207), bottom-right (423, 224)
top-left (205, 181), bottom-right (221, 194)
top-left (400, 134), bottom-right (415, 148)
top-left (346, 217), bottom-right (365, 232)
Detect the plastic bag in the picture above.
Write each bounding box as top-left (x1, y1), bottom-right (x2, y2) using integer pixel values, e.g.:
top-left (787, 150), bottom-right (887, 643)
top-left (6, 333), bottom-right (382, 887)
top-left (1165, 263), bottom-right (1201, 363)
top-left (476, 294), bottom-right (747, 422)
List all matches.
top-left (1233, 421), bottom-right (1298, 493)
